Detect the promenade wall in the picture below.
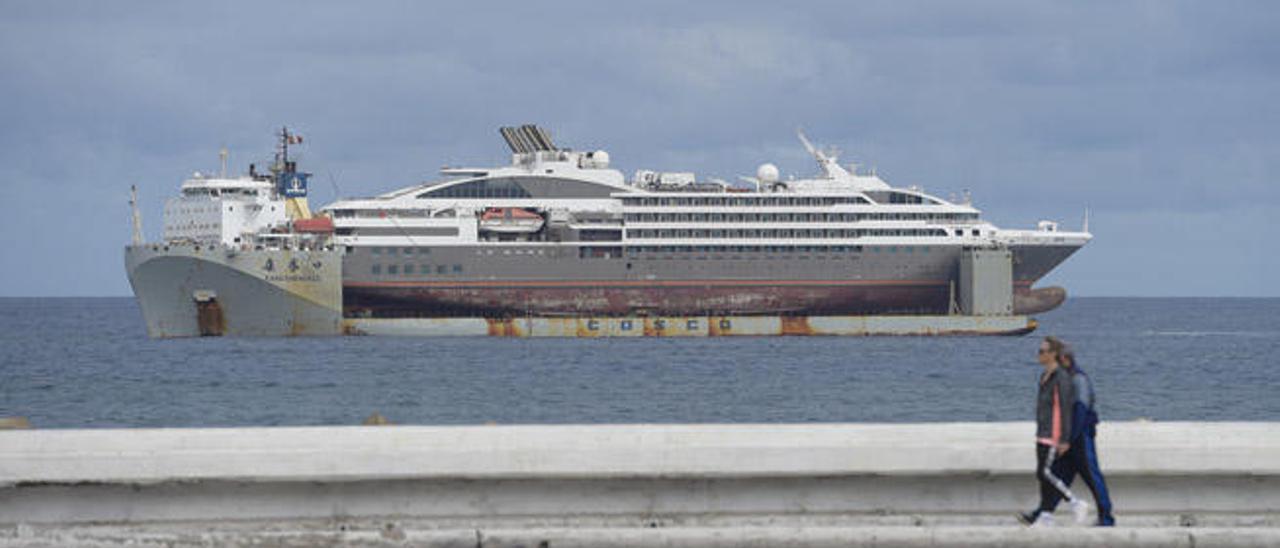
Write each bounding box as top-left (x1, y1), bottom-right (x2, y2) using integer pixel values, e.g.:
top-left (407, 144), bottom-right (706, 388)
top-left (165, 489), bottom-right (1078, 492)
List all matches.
top-left (2, 422), bottom-right (1277, 546)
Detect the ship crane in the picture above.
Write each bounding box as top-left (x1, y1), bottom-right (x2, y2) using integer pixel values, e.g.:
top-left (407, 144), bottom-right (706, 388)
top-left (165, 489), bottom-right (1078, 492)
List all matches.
top-left (795, 129), bottom-right (890, 190)
top-left (797, 129), bottom-right (854, 181)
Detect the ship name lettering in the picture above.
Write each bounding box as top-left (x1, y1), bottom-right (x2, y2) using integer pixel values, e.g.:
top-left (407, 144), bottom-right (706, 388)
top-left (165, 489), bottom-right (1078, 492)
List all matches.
top-left (264, 274), bottom-right (322, 282)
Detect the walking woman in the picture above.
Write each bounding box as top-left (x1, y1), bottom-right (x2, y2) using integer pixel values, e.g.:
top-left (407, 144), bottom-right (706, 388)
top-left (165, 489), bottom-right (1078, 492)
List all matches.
top-left (1018, 336), bottom-right (1090, 526)
top-left (1043, 346), bottom-right (1117, 526)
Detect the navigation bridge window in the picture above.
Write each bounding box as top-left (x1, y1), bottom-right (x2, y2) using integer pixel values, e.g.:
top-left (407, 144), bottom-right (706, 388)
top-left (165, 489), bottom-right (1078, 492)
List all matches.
top-left (863, 191), bottom-right (940, 205)
top-left (418, 177), bottom-right (620, 199)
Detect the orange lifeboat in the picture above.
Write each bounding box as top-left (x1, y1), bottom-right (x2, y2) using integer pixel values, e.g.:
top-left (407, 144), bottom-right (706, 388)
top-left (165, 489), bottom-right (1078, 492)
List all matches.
top-left (479, 208), bottom-right (544, 233)
top-left (292, 217), bottom-right (335, 233)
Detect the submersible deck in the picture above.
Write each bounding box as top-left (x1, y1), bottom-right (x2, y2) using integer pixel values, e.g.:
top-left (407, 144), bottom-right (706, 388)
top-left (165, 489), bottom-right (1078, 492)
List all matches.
top-left (344, 314), bottom-right (1036, 337)
top-left (131, 242), bottom-right (1042, 338)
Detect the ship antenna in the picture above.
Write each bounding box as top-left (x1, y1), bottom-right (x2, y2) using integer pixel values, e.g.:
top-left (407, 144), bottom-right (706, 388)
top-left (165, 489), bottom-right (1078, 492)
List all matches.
top-left (130, 185), bottom-right (144, 246)
top-left (328, 170), bottom-right (343, 199)
top-left (1083, 207), bottom-right (1091, 233)
top-left (219, 147), bottom-right (228, 178)
top-left (277, 126), bottom-right (289, 170)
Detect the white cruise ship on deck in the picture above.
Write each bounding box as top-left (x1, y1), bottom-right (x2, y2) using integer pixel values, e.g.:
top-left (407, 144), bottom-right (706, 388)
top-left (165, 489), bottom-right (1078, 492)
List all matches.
top-left (323, 125), bottom-right (1090, 318)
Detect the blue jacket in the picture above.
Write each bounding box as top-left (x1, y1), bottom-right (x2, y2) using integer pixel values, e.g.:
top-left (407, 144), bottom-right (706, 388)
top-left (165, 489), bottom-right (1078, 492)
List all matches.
top-left (1069, 364), bottom-right (1100, 441)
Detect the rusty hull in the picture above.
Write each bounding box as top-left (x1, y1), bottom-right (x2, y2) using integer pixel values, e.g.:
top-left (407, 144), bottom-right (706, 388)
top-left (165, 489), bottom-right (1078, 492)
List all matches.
top-left (344, 282), bottom-right (954, 318)
top-left (345, 314), bottom-right (1037, 337)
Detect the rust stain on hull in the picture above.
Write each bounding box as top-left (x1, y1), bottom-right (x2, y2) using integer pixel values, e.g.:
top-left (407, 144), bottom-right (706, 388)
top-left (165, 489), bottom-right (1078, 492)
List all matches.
top-left (780, 316), bottom-right (813, 336)
top-left (195, 299), bottom-right (225, 337)
top-left (486, 317), bottom-right (522, 337)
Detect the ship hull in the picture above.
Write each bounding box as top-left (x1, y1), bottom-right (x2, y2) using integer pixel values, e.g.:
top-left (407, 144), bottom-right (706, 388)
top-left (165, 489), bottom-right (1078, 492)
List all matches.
top-left (345, 281), bottom-right (951, 317)
top-left (340, 242), bottom-right (1082, 318)
top-left (126, 244), bottom-right (343, 338)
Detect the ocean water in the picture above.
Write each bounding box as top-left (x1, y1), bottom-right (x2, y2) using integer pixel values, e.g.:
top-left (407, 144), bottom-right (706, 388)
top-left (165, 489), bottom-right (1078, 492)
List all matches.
top-left (0, 297), bottom-right (1277, 429)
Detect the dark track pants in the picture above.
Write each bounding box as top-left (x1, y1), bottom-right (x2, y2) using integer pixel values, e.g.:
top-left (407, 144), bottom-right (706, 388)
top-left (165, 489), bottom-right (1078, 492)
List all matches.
top-left (1036, 443), bottom-right (1077, 513)
top-left (1046, 433), bottom-right (1116, 525)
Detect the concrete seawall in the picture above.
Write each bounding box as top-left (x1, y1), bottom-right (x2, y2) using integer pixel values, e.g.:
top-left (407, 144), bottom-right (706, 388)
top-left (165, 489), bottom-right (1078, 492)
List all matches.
top-left (2, 422), bottom-right (1278, 546)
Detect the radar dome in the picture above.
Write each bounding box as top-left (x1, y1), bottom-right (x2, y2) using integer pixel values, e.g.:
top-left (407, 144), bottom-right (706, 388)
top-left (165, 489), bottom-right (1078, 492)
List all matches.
top-left (756, 163), bottom-right (779, 184)
top-left (580, 150), bottom-right (610, 169)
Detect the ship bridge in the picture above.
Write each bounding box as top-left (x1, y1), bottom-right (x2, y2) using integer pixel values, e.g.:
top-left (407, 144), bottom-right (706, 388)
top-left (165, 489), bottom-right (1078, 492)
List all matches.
top-left (164, 173), bottom-right (289, 247)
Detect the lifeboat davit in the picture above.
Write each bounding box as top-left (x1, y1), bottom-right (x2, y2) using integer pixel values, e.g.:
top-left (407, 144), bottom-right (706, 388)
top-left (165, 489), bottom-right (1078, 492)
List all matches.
top-left (479, 208), bottom-right (544, 233)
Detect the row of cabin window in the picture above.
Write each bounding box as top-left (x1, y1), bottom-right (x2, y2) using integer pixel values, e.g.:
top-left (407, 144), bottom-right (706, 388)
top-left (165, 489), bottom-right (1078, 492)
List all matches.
top-left (370, 264), bottom-right (462, 276)
top-left (627, 228), bottom-right (949, 239)
top-left (180, 189), bottom-right (263, 197)
top-left (331, 209), bottom-right (439, 219)
top-left (622, 196), bottom-right (866, 207)
top-left (475, 248), bottom-right (547, 256)
top-left (170, 204), bottom-right (266, 214)
top-left (624, 245), bottom-right (930, 254)
top-left (170, 223), bottom-right (219, 230)
top-left (370, 247), bottom-right (432, 256)
top-left (624, 212), bottom-right (978, 223)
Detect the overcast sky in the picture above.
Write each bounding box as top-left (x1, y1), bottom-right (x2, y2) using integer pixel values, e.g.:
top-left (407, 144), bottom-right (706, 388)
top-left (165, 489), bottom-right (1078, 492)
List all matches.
top-left (2, 1), bottom-right (1276, 296)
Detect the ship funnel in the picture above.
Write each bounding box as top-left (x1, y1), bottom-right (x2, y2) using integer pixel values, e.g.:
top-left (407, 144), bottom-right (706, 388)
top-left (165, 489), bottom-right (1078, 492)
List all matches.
top-left (513, 127), bottom-right (538, 152)
top-left (523, 124), bottom-right (557, 151)
top-left (501, 125), bottom-right (559, 153)
top-left (500, 127), bottom-right (529, 154)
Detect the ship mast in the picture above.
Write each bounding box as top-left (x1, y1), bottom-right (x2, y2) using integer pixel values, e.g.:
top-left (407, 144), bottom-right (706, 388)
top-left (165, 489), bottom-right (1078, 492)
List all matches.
top-left (272, 126), bottom-right (292, 177)
top-left (271, 126), bottom-right (313, 220)
top-left (130, 185), bottom-right (144, 246)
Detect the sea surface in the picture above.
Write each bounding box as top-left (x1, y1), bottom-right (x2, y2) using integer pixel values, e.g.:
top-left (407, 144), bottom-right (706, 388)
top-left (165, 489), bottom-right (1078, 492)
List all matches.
top-left (1, 297), bottom-right (1277, 429)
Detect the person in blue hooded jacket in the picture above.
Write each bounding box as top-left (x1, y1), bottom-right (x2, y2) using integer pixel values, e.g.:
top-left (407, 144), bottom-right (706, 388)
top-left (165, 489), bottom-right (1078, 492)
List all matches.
top-left (1018, 336), bottom-right (1088, 527)
top-left (1044, 345), bottom-right (1117, 526)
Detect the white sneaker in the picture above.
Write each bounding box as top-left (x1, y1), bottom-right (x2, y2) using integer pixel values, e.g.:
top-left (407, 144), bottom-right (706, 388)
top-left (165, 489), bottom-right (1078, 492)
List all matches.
top-left (1071, 499), bottom-right (1091, 525)
top-left (1030, 512), bottom-right (1055, 527)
